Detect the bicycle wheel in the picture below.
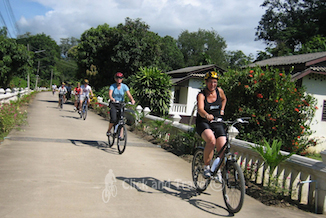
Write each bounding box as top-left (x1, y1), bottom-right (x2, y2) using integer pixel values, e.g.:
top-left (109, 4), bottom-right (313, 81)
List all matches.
top-left (102, 188), bottom-right (110, 203)
top-left (82, 103), bottom-right (87, 120)
top-left (192, 148), bottom-right (210, 192)
top-left (222, 161), bottom-right (245, 213)
top-left (117, 124), bottom-right (127, 154)
top-left (107, 127), bottom-right (115, 148)
top-left (60, 97), bottom-right (63, 109)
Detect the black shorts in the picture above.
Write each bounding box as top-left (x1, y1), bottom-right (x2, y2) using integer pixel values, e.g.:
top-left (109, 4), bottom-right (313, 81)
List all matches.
top-left (196, 122), bottom-right (227, 138)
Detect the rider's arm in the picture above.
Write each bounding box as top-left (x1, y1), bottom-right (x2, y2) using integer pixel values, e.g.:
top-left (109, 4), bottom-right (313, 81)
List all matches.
top-left (89, 87), bottom-right (94, 97)
top-left (109, 89), bottom-right (115, 102)
top-left (197, 93), bottom-right (213, 121)
top-left (126, 90), bottom-right (135, 105)
top-left (218, 87), bottom-right (227, 116)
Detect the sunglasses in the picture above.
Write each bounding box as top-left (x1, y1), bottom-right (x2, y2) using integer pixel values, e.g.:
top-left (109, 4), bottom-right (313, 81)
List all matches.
top-left (116, 77), bottom-right (123, 79)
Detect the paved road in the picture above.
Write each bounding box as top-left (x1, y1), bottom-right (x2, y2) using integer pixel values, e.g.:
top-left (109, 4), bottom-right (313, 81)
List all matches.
top-left (0, 92), bottom-right (324, 218)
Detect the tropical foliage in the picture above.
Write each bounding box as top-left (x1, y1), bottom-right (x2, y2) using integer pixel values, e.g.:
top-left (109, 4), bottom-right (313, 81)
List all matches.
top-left (0, 34), bottom-right (33, 88)
top-left (0, 92), bottom-right (36, 139)
top-left (250, 138), bottom-right (293, 186)
top-left (128, 66), bottom-right (172, 116)
top-left (177, 29), bottom-right (228, 68)
top-left (256, 0), bottom-right (326, 56)
top-left (219, 67), bottom-right (317, 153)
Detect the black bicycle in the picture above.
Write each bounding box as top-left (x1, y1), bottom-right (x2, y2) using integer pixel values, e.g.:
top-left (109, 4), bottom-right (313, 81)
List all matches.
top-left (192, 117), bottom-right (249, 213)
top-left (59, 94), bottom-right (64, 109)
top-left (107, 102), bottom-right (129, 154)
top-left (80, 96), bottom-right (88, 120)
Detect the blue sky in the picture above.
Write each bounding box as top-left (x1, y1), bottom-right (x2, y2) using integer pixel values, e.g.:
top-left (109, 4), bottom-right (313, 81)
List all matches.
top-left (1, 0), bottom-right (267, 57)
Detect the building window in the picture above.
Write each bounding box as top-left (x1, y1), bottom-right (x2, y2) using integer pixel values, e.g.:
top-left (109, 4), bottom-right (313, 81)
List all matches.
top-left (323, 100), bottom-right (326, 121)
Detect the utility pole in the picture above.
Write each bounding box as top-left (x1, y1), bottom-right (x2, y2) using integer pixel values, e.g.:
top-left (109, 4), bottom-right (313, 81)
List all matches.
top-left (32, 49), bottom-right (46, 90)
top-left (27, 44), bottom-right (30, 90)
top-left (50, 69), bottom-right (53, 89)
top-left (34, 60), bottom-right (40, 90)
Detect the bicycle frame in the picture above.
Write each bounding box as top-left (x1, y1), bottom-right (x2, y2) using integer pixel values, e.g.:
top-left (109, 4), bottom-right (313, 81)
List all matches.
top-left (196, 117), bottom-right (249, 177)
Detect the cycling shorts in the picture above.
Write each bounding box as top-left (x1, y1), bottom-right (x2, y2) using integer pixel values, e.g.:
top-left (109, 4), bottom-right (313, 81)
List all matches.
top-left (80, 95), bottom-right (89, 102)
top-left (196, 122), bottom-right (226, 138)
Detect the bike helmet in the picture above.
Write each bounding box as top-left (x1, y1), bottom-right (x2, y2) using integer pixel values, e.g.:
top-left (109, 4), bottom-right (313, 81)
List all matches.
top-left (115, 72), bottom-right (124, 78)
top-left (204, 71), bottom-right (220, 80)
top-left (84, 79), bottom-right (89, 84)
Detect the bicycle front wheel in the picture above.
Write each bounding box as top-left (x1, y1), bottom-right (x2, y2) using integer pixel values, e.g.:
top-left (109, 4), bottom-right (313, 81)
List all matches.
top-left (222, 161), bottom-right (245, 213)
top-left (117, 125), bottom-right (127, 154)
top-left (107, 127), bottom-right (115, 148)
top-left (192, 148), bottom-right (210, 192)
top-left (82, 103), bottom-right (88, 120)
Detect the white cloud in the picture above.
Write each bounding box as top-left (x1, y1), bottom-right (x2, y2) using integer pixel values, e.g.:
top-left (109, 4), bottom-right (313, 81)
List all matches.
top-left (15, 0), bottom-right (266, 56)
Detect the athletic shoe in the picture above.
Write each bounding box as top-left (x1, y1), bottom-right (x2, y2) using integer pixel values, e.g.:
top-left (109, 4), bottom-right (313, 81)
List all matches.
top-left (204, 166), bottom-right (211, 178)
top-left (214, 170), bottom-right (223, 183)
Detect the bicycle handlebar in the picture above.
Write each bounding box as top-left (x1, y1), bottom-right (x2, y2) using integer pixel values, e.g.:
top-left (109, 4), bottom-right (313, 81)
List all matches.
top-left (210, 117), bottom-right (250, 126)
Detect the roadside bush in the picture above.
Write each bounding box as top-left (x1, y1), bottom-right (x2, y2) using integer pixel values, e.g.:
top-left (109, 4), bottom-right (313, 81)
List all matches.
top-left (127, 66), bottom-right (172, 116)
top-left (0, 92), bottom-right (36, 139)
top-left (219, 67), bottom-right (317, 153)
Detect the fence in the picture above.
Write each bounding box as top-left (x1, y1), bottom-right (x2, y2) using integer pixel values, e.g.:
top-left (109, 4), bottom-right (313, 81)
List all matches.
top-left (141, 114), bottom-right (326, 214)
top-left (96, 98), bottom-right (326, 213)
top-left (0, 88), bottom-right (30, 105)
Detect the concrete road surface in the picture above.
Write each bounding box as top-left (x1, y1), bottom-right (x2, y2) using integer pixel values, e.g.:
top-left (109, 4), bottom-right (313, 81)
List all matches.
top-left (0, 92), bottom-right (324, 218)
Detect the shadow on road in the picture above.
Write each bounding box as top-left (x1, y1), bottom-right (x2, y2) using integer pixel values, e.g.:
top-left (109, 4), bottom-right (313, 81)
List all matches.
top-left (116, 176), bottom-right (233, 217)
top-left (69, 139), bottom-right (120, 155)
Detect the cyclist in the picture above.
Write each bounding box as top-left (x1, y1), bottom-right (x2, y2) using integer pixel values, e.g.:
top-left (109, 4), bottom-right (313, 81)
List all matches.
top-left (79, 79), bottom-right (94, 114)
top-left (196, 71), bottom-right (227, 181)
top-left (58, 82), bottom-right (67, 107)
top-left (106, 72), bottom-right (135, 136)
top-left (52, 84), bottom-right (57, 95)
top-left (73, 82), bottom-right (81, 111)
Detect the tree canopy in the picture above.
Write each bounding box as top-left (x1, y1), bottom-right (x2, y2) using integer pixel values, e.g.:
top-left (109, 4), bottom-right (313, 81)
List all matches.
top-left (16, 33), bottom-right (61, 82)
top-left (256, 0), bottom-right (326, 56)
top-left (76, 18), bottom-right (185, 90)
top-left (177, 29), bottom-right (227, 68)
top-left (0, 35), bottom-right (32, 88)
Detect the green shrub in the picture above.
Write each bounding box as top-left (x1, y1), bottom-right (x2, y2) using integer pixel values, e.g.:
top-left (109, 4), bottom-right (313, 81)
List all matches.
top-left (219, 67), bottom-right (317, 153)
top-left (0, 92), bottom-right (35, 139)
top-left (128, 66), bottom-right (172, 116)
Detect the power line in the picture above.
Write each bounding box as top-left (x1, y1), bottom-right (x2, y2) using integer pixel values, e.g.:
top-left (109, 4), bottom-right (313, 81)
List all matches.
top-left (0, 10), bottom-right (12, 38)
top-left (4, 0), bottom-right (20, 36)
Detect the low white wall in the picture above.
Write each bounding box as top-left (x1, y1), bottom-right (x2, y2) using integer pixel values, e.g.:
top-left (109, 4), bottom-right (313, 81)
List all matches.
top-left (144, 114), bottom-right (326, 214)
top-left (0, 88), bottom-right (31, 105)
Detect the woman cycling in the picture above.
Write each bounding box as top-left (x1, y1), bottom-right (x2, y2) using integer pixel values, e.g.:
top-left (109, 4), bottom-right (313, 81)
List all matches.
top-left (106, 72), bottom-right (135, 136)
top-left (196, 71), bottom-right (227, 181)
top-left (79, 79), bottom-right (94, 114)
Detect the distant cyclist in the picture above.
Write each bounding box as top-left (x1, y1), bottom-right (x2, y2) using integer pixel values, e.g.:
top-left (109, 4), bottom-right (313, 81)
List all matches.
top-left (79, 79), bottom-right (94, 114)
top-left (106, 72), bottom-right (135, 136)
top-left (58, 82), bottom-right (67, 107)
top-left (52, 84), bottom-right (57, 95)
top-left (73, 82), bottom-right (82, 111)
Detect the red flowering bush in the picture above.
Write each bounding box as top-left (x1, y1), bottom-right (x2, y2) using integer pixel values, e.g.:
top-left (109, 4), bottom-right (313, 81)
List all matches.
top-left (219, 67), bottom-right (317, 153)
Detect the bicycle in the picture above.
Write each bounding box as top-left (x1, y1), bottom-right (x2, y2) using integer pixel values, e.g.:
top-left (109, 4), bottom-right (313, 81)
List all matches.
top-left (102, 184), bottom-right (118, 203)
top-left (107, 102), bottom-right (129, 154)
top-left (80, 96), bottom-right (88, 120)
top-left (192, 117), bottom-right (249, 213)
top-left (59, 94), bottom-right (64, 109)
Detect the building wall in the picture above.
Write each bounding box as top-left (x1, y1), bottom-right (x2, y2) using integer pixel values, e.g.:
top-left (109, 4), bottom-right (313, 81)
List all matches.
top-left (302, 74), bottom-right (326, 142)
top-left (186, 78), bottom-right (203, 115)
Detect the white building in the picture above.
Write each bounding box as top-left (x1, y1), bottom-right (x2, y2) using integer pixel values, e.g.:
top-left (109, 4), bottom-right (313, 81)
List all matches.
top-left (167, 64), bottom-right (226, 124)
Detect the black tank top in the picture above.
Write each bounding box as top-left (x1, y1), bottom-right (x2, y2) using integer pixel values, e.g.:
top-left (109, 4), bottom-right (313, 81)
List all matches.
top-left (196, 88), bottom-right (222, 123)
